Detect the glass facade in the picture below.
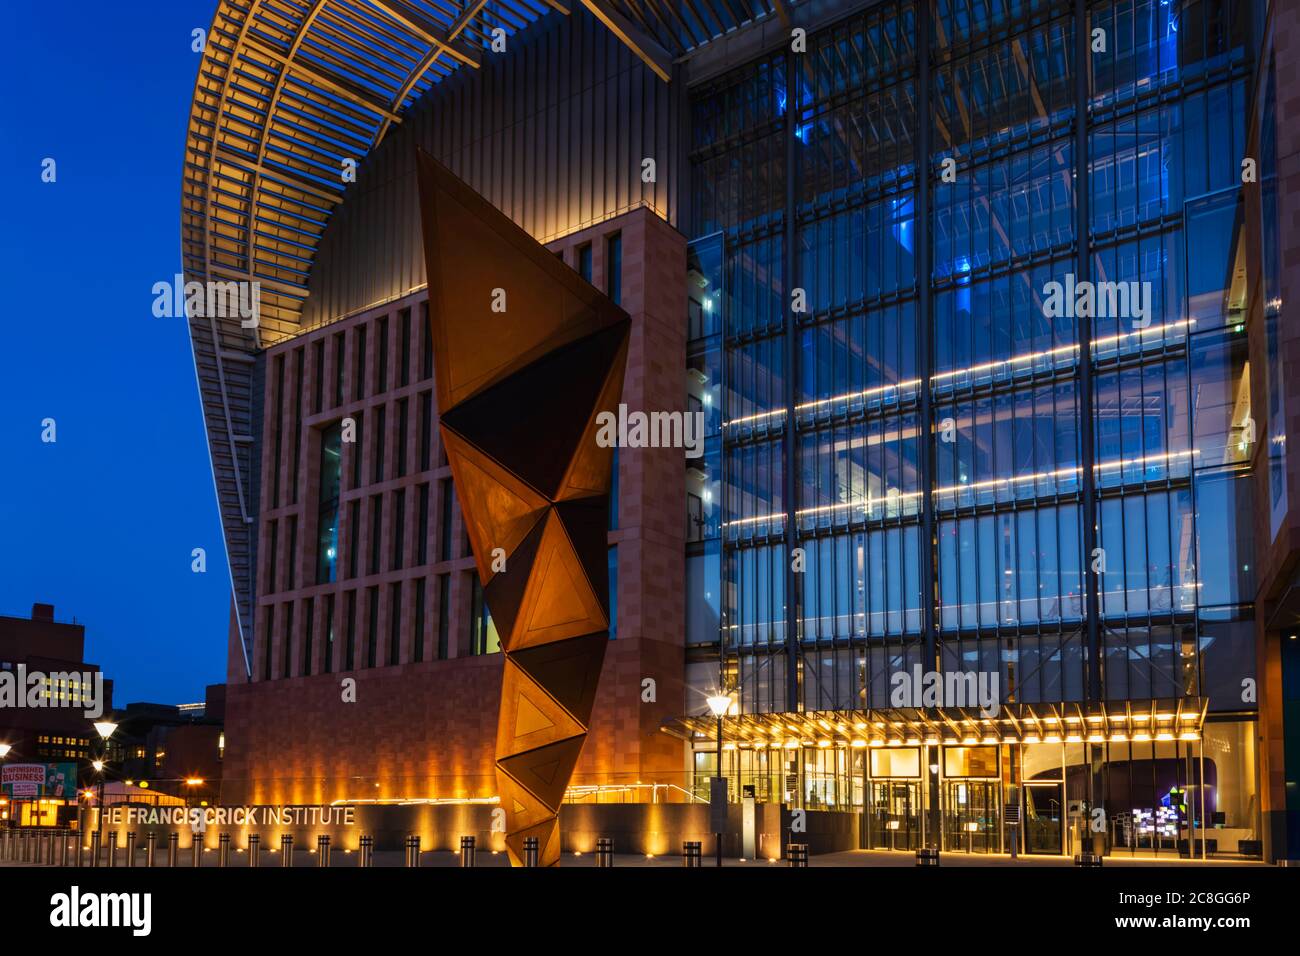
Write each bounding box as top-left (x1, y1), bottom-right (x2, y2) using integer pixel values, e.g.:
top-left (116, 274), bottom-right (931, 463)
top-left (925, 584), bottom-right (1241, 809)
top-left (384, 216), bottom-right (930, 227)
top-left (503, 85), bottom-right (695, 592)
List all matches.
top-left (686, 0), bottom-right (1261, 856)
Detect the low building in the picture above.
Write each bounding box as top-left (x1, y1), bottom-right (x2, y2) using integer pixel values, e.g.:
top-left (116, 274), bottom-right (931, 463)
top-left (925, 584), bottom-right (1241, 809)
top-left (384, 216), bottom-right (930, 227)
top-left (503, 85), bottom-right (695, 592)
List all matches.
top-left (0, 603), bottom-right (113, 827)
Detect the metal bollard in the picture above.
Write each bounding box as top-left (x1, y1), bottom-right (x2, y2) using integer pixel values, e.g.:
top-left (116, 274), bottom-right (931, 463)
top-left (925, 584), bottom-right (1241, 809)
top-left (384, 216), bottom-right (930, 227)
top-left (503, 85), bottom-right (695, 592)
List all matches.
top-left (683, 841), bottom-right (702, 867)
top-left (596, 837), bottom-right (613, 868)
top-left (405, 834), bottom-right (421, 867)
top-left (280, 834), bottom-right (293, 867)
top-left (90, 830), bottom-right (102, 867)
top-left (218, 833), bottom-right (230, 867)
top-left (191, 835), bottom-right (202, 868)
top-left (248, 834), bottom-right (261, 868)
top-left (125, 831), bottom-right (137, 867)
top-left (168, 832), bottom-right (179, 867)
top-left (358, 835), bottom-right (373, 868)
top-left (459, 835), bottom-right (475, 868)
top-left (42, 829), bottom-right (52, 865)
top-left (75, 833), bottom-right (85, 867)
top-left (107, 831), bottom-right (118, 867)
top-left (21, 830), bottom-right (30, 863)
top-left (58, 829), bottom-right (69, 866)
top-left (145, 831), bottom-right (156, 867)
top-left (916, 847), bottom-right (940, 867)
top-left (523, 836), bottom-right (539, 868)
top-left (317, 834), bottom-right (331, 867)
top-left (787, 843), bottom-right (809, 867)
top-left (1074, 852), bottom-right (1103, 868)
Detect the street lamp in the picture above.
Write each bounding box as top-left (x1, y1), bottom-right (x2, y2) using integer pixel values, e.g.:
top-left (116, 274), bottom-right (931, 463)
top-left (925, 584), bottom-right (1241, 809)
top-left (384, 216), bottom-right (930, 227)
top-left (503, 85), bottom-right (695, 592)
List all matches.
top-left (0, 743), bottom-right (10, 828)
top-left (92, 721), bottom-right (117, 849)
top-left (706, 691), bottom-right (734, 868)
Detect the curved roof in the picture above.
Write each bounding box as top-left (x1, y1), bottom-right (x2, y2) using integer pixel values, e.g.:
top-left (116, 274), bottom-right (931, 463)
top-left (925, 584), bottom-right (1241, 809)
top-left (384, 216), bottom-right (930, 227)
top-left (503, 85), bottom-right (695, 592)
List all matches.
top-left (180, 0), bottom-right (783, 668)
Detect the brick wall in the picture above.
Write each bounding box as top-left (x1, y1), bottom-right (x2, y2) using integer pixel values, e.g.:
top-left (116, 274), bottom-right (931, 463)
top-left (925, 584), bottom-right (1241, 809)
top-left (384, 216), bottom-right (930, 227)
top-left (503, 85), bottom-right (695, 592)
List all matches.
top-left (223, 207), bottom-right (688, 803)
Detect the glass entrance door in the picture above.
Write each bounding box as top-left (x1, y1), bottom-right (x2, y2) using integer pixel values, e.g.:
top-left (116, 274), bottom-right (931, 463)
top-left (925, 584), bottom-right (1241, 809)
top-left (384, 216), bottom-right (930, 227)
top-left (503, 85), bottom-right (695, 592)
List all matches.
top-left (867, 781), bottom-right (921, 850)
top-left (1024, 782), bottom-right (1064, 855)
top-left (942, 781), bottom-right (1000, 852)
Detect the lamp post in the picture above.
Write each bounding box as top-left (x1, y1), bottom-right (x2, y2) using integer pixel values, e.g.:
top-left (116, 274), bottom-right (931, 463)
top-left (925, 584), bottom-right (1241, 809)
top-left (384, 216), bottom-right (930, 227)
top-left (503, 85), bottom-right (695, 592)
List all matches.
top-left (706, 691), bottom-right (734, 868)
top-left (92, 721), bottom-right (117, 851)
top-left (0, 743), bottom-right (10, 829)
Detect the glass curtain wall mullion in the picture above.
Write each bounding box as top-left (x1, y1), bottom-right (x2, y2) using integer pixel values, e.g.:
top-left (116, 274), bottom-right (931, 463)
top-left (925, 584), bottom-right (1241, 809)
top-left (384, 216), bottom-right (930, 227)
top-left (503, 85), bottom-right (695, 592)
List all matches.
top-left (784, 41), bottom-right (800, 711)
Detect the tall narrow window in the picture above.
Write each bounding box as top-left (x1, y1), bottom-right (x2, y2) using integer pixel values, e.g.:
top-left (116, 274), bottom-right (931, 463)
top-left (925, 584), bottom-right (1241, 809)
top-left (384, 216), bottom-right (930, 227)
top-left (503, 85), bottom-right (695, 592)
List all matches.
top-left (397, 398), bottom-right (409, 478)
top-left (303, 597), bottom-right (315, 676)
top-left (286, 515), bottom-right (298, 590)
top-left (313, 339), bottom-right (324, 415)
top-left (370, 495), bottom-right (383, 575)
top-left (349, 413), bottom-right (363, 490)
top-left (345, 591), bottom-right (356, 671)
top-left (316, 423), bottom-right (342, 584)
top-left (378, 316), bottom-right (389, 392)
top-left (267, 519), bottom-right (279, 595)
top-left (354, 326), bottom-right (367, 401)
top-left (373, 404), bottom-right (387, 484)
top-left (282, 601), bottom-right (294, 680)
top-left (333, 333), bottom-right (344, 408)
top-left (367, 585), bottom-right (379, 667)
top-left (437, 574), bottom-right (450, 659)
top-left (392, 488), bottom-right (405, 571)
top-left (421, 302), bottom-right (433, 380)
top-left (347, 499), bottom-right (360, 580)
top-left (469, 577), bottom-right (500, 655)
top-left (323, 594), bottom-right (335, 674)
top-left (439, 479), bottom-right (454, 561)
top-left (400, 308), bottom-right (411, 387)
top-left (417, 483), bottom-right (430, 565)
top-left (389, 581), bottom-right (402, 665)
top-left (292, 348), bottom-right (304, 500)
top-left (414, 578), bottom-right (426, 663)
top-left (419, 391), bottom-right (433, 471)
top-left (272, 355), bottom-right (285, 507)
top-left (578, 243), bottom-right (593, 283)
top-left (606, 231), bottom-right (622, 305)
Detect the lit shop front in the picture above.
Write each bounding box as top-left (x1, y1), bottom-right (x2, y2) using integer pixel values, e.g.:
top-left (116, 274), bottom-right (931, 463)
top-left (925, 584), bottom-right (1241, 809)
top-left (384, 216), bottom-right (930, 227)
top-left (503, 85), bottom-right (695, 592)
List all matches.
top-left (669, 701), bottom-right (1260, 859)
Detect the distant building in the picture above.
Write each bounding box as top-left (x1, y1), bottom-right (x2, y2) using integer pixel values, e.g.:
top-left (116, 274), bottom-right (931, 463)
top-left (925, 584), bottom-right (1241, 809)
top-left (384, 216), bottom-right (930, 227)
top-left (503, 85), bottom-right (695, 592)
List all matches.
top-left (116, 685), bottom-right (225, 806)
top-left (0, 603), bottom-right (113, 826)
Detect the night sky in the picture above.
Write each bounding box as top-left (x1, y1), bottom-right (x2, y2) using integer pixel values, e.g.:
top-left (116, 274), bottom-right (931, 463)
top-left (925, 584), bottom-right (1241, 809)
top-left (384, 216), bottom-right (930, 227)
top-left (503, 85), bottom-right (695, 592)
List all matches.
top-left (0, 1), bottom-right (230, 704)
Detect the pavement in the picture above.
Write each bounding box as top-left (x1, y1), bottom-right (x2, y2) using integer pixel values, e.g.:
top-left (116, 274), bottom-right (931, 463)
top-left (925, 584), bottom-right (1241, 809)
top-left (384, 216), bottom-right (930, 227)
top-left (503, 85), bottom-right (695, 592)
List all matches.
top-left (0, 846), bottom-right (1269, 868)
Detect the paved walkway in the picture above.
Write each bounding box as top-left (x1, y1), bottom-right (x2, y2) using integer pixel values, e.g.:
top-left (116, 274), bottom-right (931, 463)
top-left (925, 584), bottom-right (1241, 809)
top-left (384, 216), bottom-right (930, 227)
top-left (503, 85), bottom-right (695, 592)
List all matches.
top-left (0, 847), bottom-right (1268, 868)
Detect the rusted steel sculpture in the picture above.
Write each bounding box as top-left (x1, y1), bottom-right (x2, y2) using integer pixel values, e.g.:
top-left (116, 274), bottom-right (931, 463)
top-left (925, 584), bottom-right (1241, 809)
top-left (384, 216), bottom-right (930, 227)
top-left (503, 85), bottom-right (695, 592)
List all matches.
top-left (417, 149), bottom-right (629, 866)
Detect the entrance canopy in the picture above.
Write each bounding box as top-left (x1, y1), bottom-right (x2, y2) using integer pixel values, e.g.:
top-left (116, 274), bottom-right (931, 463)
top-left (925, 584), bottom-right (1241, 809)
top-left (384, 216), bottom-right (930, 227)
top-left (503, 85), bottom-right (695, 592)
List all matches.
top-left (661, 698), bottom-right (1208, 747)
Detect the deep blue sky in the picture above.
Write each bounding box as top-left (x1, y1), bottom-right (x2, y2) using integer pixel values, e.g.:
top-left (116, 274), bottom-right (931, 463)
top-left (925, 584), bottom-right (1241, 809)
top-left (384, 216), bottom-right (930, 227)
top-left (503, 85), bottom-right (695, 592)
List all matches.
top-left (0, 1), bottom-right (230, 704)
